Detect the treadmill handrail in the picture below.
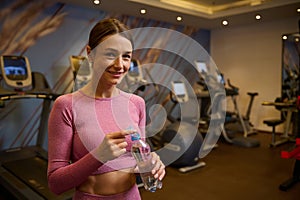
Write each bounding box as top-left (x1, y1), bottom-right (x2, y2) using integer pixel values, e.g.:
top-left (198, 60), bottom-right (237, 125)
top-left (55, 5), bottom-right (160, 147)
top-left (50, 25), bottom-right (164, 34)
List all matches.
top-left (0, 71), bottom-right (60, 101)
top-left (0, 92), bottom-right (59, 101)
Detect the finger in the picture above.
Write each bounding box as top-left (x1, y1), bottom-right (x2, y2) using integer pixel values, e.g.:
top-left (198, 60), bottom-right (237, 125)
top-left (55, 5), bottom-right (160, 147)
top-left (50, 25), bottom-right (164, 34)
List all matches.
top-left (117, 141), bottom-right (128, 149)
top-left (107, 129), bottom-right (136, 139)
top-left (152, 160), bottom-right (162, 175)
top-left (122, 129), bottom-right (137, 135)
top-left (111, 138), bottom-right (127, 144)
top-left (110, 143), bottom-right (127, 157)
top-left (133, 165), bottom-right (139, 173)
top-left (151, 153), bottom-right (160, 167)
top-left (115, 147), bottom-right (127, 157)
top-left (158, 168), bottom-right (166, 181)
top-left (154, 162), bottom-right (165, 179)
top-left (151, 152), bottom-right (158, 162)
top-left (110, 142), bottom-right (127, 150)
top-left (151, 154), bottom-right (162, 173)
top-left (152, 158), bottom-right (161, 173)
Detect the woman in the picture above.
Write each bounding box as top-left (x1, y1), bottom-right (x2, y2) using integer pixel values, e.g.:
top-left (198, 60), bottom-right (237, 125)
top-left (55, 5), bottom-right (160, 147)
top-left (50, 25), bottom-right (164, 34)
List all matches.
top-left (47, 18), bottom-right (165, 200)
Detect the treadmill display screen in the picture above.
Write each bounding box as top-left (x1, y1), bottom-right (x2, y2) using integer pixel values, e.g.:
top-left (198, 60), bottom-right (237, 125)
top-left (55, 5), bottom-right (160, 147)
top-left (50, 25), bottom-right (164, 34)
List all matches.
top-left (195, 61), bottom-right (207, 73)
top-left (173, 82), bottom-right (186, 97)
top-left (2, 56), bottom-right (28, 80)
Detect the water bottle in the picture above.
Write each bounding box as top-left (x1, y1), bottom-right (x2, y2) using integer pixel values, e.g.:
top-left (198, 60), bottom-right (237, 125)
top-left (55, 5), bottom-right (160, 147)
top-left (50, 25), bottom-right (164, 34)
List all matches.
top-left (131, 133), bottom-right (162, 192)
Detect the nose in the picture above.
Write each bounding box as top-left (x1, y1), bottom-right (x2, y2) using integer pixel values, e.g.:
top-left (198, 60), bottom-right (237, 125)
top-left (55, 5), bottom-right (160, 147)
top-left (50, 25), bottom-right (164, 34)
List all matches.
top-left (113, 56), bottom-right (123, 69)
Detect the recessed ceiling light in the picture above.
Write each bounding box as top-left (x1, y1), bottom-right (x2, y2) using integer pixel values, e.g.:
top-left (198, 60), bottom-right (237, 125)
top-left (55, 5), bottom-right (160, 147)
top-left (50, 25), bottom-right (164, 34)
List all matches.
top-left (93, 0), bottom-right (101, 5)
top-left (176, 16), bottom-right (182, 21)
top-left (255, 14), bottom-right (261, 20)
top-left (282, 35), bottom-right (288, 40)
top-left (222, 20), bottom-right (228, 26)
top-left (140, 9), bottom-right (146, 14)
top-left (297, 8), bottom-right (300, 13)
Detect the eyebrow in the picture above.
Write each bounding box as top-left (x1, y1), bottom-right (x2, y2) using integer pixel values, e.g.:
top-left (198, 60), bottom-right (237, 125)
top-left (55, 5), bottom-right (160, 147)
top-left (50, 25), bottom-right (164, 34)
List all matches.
top-left (105, 48), bottom-right (132, 54)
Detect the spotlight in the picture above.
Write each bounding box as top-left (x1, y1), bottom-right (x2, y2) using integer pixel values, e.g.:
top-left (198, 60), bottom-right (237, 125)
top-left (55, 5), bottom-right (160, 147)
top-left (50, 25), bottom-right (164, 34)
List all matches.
top-left (140, 9), bottom-right (146, 14)
top-left (255, 14), bottom-right (261, 20)
top-left (282, 35), bottom-right (288, 40)
top-left (93, 0), bottom-right (100, 5)
top-left (176, 16), bottom-right (182, 21)
top-left (222, 20), bottom-right (228, 26)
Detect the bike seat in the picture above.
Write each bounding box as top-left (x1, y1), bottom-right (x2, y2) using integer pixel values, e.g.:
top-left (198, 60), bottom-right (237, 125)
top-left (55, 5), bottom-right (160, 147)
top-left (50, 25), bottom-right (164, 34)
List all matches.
top-left (247, 92), bottom-right (258, 97)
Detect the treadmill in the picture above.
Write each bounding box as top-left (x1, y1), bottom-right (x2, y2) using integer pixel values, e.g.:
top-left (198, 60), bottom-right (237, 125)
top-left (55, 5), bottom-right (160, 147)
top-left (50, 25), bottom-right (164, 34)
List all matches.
top-left (0, 55), bottom-right (73, 199)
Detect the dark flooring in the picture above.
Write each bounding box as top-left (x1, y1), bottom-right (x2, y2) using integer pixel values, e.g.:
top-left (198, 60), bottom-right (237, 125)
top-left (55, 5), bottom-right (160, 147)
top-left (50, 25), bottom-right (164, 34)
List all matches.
top-left (0, 132), bottom-right (299, 200)
top-left (140, 132), bottom-right (300, 200)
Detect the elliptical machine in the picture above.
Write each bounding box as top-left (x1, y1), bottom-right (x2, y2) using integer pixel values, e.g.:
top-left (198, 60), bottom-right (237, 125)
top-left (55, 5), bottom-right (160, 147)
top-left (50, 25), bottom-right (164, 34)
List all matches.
top-left (158, 80), bottom-right (205, 173)
top-left (191, 61), bottom-right (259, 148)
top-left (121, 60), bottom-right (205, 173)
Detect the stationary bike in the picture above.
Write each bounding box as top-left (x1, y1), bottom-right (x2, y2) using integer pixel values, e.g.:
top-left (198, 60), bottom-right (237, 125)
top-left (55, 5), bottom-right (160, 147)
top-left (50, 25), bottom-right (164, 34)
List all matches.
top-left (225, 79), bottom-right (258, 138)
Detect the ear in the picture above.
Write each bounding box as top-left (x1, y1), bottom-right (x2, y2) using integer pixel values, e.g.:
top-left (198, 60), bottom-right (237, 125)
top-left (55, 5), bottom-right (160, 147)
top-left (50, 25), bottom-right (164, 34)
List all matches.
top-left (86, 45), bottom-right (91, 54)
top-left (86, 45), bottom-right (93, 63)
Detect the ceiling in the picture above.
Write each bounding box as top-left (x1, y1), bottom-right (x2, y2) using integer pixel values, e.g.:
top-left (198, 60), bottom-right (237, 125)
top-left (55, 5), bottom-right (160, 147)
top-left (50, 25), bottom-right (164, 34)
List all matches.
top-left (60, 0), bottom-right (300, 29)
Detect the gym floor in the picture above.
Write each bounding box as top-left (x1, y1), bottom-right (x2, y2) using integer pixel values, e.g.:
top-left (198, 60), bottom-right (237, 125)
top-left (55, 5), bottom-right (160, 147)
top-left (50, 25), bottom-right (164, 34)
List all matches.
top-left (140, 132), bottom-right (300, 200)
top-left (0, 132), bottom-right (299, 200)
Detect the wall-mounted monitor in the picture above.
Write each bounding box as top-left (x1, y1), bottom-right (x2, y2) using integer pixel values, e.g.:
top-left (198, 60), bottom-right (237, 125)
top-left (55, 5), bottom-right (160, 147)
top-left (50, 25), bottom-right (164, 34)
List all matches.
top-left (0, 55), bottom-right (32, 89)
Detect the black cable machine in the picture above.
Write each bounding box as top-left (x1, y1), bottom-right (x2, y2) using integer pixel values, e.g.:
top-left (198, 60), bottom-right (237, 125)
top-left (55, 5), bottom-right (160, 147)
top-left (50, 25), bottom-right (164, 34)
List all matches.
top-left (0, 55), bottom-right (73, 199)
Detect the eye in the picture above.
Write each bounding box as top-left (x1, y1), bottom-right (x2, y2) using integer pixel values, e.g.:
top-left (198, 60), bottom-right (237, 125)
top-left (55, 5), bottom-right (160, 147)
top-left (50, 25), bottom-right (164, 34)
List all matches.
top-left (105, 52), bottom-right (117, 59)
top-left (122, 54), bottom-right (131, 60)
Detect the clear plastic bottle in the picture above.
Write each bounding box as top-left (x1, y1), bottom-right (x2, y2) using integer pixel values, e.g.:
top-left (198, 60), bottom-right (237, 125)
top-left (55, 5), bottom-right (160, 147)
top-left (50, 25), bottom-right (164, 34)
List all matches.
top-left (131, 133), bottom-right (162, 192)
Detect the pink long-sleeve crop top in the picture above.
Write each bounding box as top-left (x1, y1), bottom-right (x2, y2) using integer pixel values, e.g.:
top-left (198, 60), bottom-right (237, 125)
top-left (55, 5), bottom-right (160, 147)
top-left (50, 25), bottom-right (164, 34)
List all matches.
top-left (47, 90), bottom-right (146, 194)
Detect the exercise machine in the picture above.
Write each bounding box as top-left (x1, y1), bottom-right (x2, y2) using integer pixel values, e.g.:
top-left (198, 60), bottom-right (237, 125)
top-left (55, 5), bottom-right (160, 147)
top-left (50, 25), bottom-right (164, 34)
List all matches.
top-left (0, 55), bottom-right (73, 199)
top-left (193, 60), bottom-right (231, 144)
top-left (262, 98), bottom-right (297, 147)
top-left (122, 61), bottom-right (206, 173)
top-left (279, 139), bottom-right (300, 191)
top-left (224, 79), bottom-right (258, 138)
top-left (279, 95), bottom-right (300, 190)
top-left (278, 31), bottom-right (300, 190)
top-left (124, 59), bottom-right (147, 93)
top-left (193, 61), bottom-right (260, 148)
top-left (211, 84), bottom-right (260, 147)
top-left (69, 55), bottom-right (92, 91)
top-left (159, 80), bottom-right (206, 173)
top-left (223, 80), bottom-right (260, 147)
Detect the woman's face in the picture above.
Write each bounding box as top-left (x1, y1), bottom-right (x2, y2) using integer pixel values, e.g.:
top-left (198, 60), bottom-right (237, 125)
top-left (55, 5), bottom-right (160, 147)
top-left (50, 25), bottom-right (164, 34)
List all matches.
top-left (89, 34), bottom-right (133, 86)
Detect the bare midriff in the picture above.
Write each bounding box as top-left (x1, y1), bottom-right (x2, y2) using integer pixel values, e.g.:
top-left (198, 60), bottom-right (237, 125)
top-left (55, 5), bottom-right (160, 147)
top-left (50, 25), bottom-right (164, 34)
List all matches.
top-left (77, 170), bottom-right (136, 195)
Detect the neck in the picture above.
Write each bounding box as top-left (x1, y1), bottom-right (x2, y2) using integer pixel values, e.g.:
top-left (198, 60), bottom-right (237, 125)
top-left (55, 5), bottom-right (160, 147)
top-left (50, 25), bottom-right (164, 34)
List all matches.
top-left (81, 82), bottom-right (119, 98)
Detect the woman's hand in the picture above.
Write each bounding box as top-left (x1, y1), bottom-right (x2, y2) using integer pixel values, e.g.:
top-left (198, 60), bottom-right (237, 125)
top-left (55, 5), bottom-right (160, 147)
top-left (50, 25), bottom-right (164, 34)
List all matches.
top-left (150, 152), bottom-right (166, 181)
top-left (95, 129), bottom-right (136, 163)
top-left (133, 152), bottom-right (166, 181)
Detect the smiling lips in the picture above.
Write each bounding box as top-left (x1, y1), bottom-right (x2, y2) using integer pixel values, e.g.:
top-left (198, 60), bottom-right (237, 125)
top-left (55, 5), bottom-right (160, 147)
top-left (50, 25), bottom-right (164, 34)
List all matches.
top-left (107, 71), bottom-right (123, 78)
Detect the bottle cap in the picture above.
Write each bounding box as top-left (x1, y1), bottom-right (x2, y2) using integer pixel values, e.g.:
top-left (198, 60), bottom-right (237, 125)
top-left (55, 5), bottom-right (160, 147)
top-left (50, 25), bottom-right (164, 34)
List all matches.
top-left (131, 133), bottom-right (141, 141)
